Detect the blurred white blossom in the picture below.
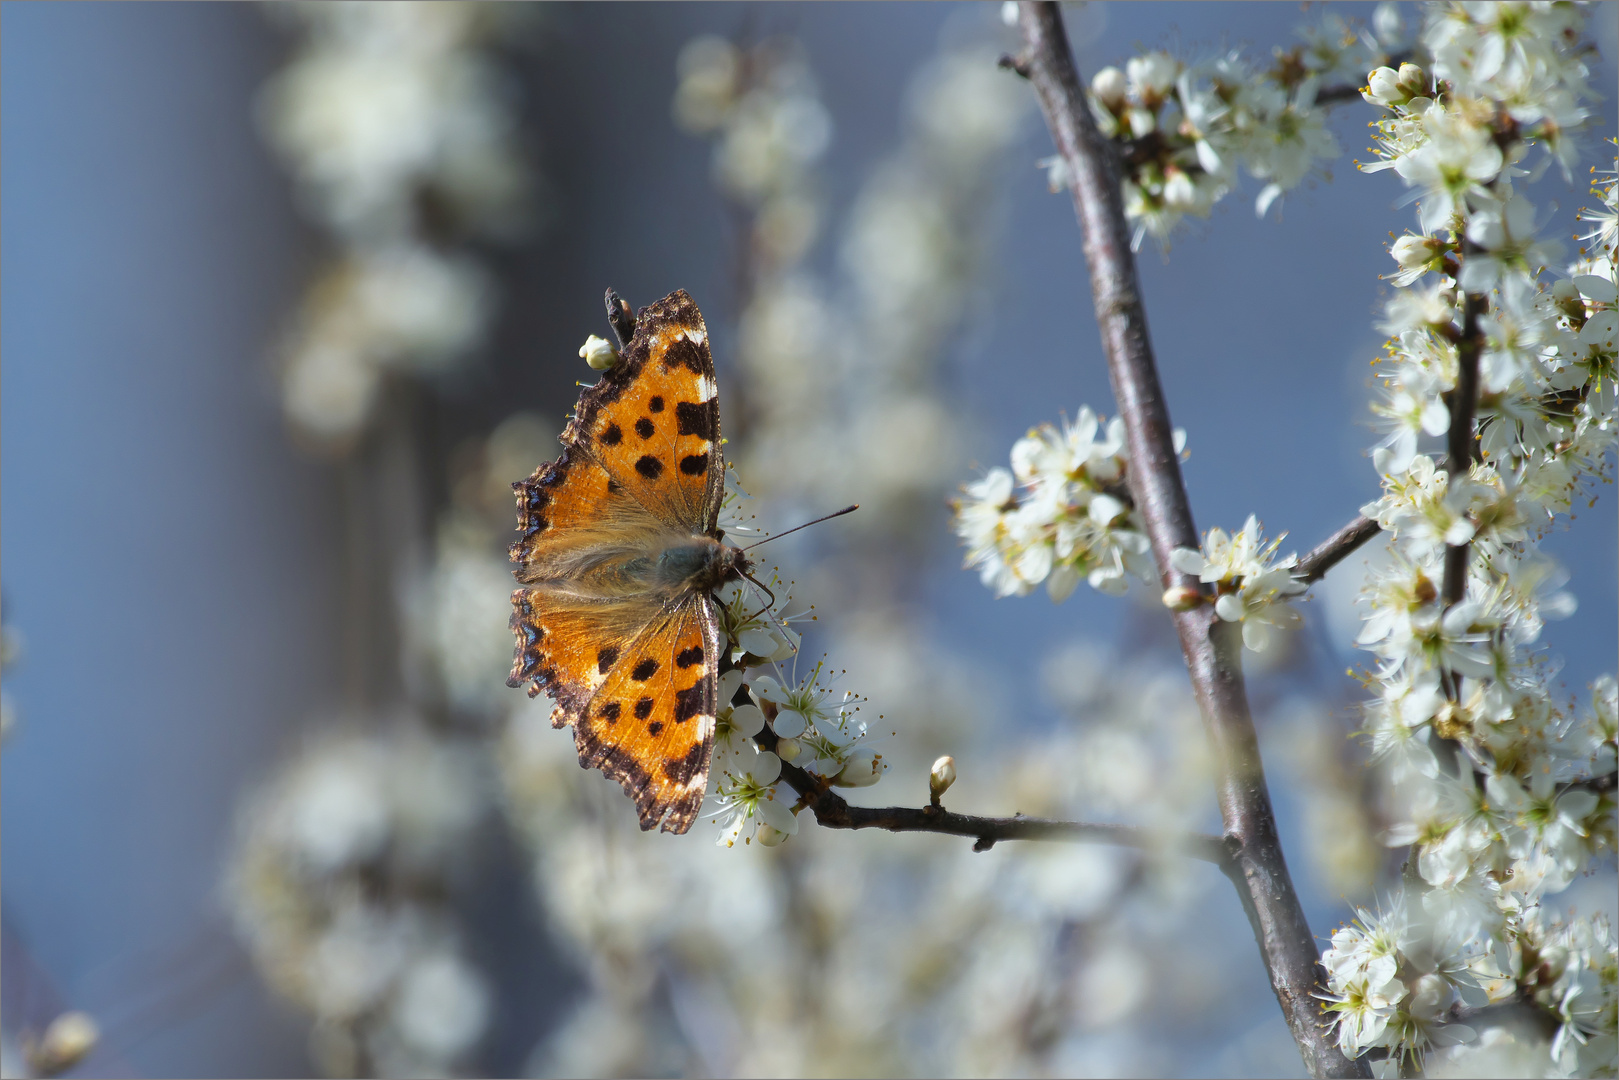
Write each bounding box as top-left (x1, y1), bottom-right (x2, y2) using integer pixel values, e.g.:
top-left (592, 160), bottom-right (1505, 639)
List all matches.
top-left (228, 726), bottom-right (490, 1077)
top-left (262, 2), bottom-right (534, 447)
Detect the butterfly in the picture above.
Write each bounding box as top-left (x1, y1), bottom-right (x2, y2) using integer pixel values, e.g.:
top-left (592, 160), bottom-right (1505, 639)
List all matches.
top-left (506, 289), bottom-right (750, 834)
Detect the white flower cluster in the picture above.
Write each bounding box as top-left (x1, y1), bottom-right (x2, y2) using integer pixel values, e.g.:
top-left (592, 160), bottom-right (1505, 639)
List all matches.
top-left (1067, 9), bottom-right (1394, 249)
top-left (1321, 4), bottom-right (1617, 1072)
top-left (227, 727), bottom-right (491, 1077)
top-left (954, 408), bottom-right (1157, 601)
top-left (260, 3), bottom-right (532, 445)
top-left (1320, 893), bottom-right (1489, 1064)
top-left (501, 633), bottom-right (1282, 1076)
top-left (705, 541), bottom-right (887, 849)
top-left (1169, 515), bottom-right (1308, 653)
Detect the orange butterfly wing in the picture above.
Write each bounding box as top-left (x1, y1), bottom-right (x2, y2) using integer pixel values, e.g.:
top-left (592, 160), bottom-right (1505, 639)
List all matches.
top-left (508, 289), bottom-right (730, 833)
top-left (507, 448), bottom-right (668, 719)
top-left (562, 289), bottom-right (723, 534)
top-left (572, 595), bottom-right (719, 833)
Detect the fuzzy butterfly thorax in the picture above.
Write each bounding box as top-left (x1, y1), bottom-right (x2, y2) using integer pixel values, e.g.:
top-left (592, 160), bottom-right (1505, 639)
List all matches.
top-left (506, 289), bottom-right (741, 834)
top-left (657, 537), bottom-right (751, 594)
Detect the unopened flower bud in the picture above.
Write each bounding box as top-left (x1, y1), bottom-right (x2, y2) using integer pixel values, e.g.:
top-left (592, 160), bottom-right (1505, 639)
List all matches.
top-left (833, 747), bottom-right (886, 788)
top-left (929, 755), bottom-right (957, 801)
top-left (27, 1012), bottom-right (100, 1076)
top-left (1364, 66), bottom-right (1404, 107)
top-left (1090, 66), bottom-right (1128, 111)
top-left (1391, 233), bottom-right (1444, 271)
top-left (775, 737), bottom-right (802, 763)
top-left (1396, 62), bottom-right (1428, 99)
top-left (579, 334), bottom-right (619, 371)
top-left (1162, 584), bottom-right (1204, 611)
top-left (755, 821), bottom-right (790, 847)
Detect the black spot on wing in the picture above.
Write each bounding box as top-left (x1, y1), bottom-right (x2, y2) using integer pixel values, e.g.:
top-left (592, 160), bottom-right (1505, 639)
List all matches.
top-left (675, 645), bottom-right (703, 668)
top-left (661, 336), bottom-right (706, 375)
top-left (601, 422), bottom-right (623, 445)
top-left (676, 401), bottom-right (715, 440)
top-left (634, 697), bottom-right (654, 720)
top-left (635, 455), bottom-right (663, 479)
top-left (597, 646), bottom-right (619, 674)
top-left (600, 701), bottom-right (621, 722)
top-left (679, 454), bottom-right (708, 476)
top-left (649, 395), bottom-right (665, 412)
top-left (631, 658), bottom-right (659, 681)
top-left (674, 683), bottom-right (705, 723)
top-left (648, 721), bottom-right (664, 736)
top-left (635, 417), bottom-right (655, 439)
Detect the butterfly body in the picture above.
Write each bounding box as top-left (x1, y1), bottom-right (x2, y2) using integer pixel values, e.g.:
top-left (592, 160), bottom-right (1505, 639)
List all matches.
top-left (507, 290), bottom-right (740, 834)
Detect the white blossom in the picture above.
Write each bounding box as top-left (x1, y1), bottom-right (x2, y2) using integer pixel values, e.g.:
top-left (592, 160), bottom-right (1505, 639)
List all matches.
top-left (1170, 515), bottom-right (1307, 651)
top-left (954, 408), bottom-right (1156, 600)
top-left (1329, 6), bottom-right (1615, 1069)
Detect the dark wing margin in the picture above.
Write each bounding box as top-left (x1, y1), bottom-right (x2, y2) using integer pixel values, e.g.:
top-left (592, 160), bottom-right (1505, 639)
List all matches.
top-left (561, 289), bottom-right (726, 534)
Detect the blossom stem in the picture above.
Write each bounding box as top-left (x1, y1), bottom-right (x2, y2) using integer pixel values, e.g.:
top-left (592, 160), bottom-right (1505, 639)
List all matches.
top-left (1296, 515), bottom-right (1383, 584)
top-left (1010, 5), bottom-right (1367, 1077)
top-left (758, 729), bottom-right (1232, 861)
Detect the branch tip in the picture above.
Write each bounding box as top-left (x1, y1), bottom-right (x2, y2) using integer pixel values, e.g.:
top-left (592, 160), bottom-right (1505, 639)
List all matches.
top-left (604, 287), bottom-right (635, 349)
top-left (998, 52), bottom-right (1032, 78)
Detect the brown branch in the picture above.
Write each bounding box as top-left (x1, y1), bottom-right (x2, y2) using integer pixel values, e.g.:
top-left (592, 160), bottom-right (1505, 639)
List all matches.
top-left (1313, 83), bottom-right (1370, 105)
top-left (771, 748), bottom-right (1231, 862)
top-left (1296, 516), bottom-right (1383, 585)
top-left (1441, 287), bottom-right (1487, 608)
top-left (1567, 771), bottom-right (1619, 796)
top-left (1011, 5), bottom-right (1367, 1077)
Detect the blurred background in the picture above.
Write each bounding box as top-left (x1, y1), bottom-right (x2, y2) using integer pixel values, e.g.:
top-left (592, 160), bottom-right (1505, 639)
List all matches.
top-left (2, 2), bottom-right (1614, 1077)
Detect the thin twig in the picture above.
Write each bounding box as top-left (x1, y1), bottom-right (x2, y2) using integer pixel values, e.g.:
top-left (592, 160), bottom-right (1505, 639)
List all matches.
top-left (783, 760), bottom-right (1229, 861)
top-left (1313, 83), bottom-right (1371, 105)
top-left (604, 288), bottom-right (636, 349)
top-left (1568, 771), bottom-right (1619, 796)
top-left (1011, 5), bottom-right (1367, 1077)
top-left (1296, 516), bottom-right (1383, 585)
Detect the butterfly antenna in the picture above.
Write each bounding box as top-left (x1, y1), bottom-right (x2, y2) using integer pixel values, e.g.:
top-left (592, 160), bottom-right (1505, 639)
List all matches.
top-left (740, 505), bottom-right (859, 552)
top-left (741, 569), bottom-right (777, 615)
